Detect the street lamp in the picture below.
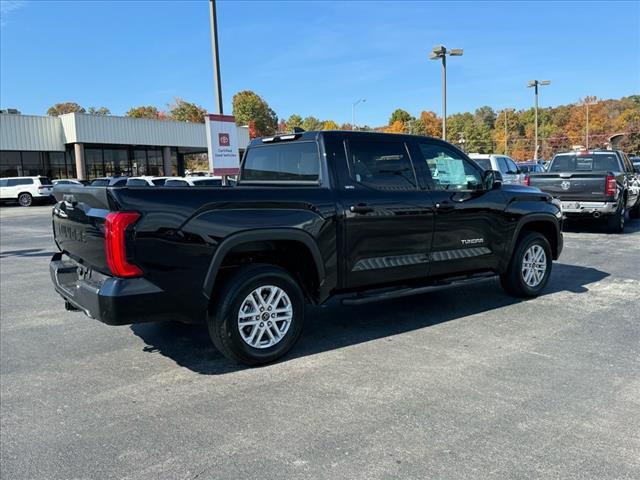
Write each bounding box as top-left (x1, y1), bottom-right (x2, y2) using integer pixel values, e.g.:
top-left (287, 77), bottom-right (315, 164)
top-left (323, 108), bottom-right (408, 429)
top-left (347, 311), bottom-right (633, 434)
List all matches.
top-left (527, 79), bottom-right (550, 160)
top-left (430, 45), bottom-right (463, 141)
top-left (352, 98), bottom-right (366, 130)
top-left (503, 108), bottom-right (514, 154)
top-left (581, 96), bottom-right (597, 149)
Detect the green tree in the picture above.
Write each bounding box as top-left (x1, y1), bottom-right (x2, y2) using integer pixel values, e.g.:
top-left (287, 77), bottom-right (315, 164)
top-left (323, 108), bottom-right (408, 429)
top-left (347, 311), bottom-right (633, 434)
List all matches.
top-left (302, 116), bottom-right (322, 131)
top-left (46, 102), bottom-right (85, 116)
top-left (232, 90), bottom-right (278, 136)
top-left (474, 106), bottom-right (496, 130)
top-left (87, 106), bottom-right (110, 115)
top-left (389, 108), bottom-right (413, 125)
top-left (169, 98), bottom-right (207, 123)
top-left (284, 114), bottom-right (303, 131)
top-left (127, 106), bottom-right (162, 119)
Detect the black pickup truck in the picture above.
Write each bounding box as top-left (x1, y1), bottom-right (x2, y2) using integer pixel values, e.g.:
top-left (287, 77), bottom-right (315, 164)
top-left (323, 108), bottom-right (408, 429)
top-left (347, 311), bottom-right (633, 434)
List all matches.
top-left (529, 149), bottom-right (640, 232)
top-left (50, 131), bottom-right (563, 365)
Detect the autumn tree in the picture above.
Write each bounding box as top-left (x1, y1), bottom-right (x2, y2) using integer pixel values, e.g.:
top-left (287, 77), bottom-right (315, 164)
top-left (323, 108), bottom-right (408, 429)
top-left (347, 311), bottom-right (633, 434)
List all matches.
top-left (385, 120), bottom-right (405, 134)
top-left (474, 106), bottom-right (496, 130)
top-left (410, 111), bottom-right (441, 137)
top-left (47, 102), bottom-right (85, 116)
top-left (127, 106), bottom-right (163, 119)
top-left (322, 120), bottom-right (340, 130)
top-left (169, 98), bottom-right (207, 123)
top-left (232, 90), bottom-right (278, 136)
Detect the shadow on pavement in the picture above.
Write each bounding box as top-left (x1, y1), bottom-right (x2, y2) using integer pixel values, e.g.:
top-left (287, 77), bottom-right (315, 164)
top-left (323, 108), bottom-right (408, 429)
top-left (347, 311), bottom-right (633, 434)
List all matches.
top-left (563, 216), bottom-right (640, 234)
top-left (130, 262), bottom-right (609, 375)
top-left (0, 248), bottom-right (55, 259)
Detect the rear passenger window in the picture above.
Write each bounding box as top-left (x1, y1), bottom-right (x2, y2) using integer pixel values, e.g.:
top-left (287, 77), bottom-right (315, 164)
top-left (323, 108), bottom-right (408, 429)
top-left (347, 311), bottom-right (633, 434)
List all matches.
top-left (7, 178), bottom-right (33, 186)
top-left (418, 143), bottom-right (483, 191)
top-left (347, 140), bottom-right (417, 191)
top-left (242, 142), bottom-right (320, 182)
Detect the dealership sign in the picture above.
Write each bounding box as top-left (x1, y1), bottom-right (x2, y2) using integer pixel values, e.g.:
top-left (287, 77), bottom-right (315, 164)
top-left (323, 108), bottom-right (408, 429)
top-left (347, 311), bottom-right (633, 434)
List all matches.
top-left (205, 114), bottom-right (240, 175)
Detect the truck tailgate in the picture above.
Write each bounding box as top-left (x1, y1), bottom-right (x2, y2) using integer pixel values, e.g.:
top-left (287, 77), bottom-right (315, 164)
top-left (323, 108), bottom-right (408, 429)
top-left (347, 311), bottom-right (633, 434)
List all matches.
top-left (528, 173), bottom-right (609, 201)
top-left (52, 186), bottom-right (114, 274)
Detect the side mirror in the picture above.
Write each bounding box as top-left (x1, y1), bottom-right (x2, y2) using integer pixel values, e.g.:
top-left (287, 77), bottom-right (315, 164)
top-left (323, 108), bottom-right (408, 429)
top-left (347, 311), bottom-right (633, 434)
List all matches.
top-left (483, 170), bottom-right (502, 190)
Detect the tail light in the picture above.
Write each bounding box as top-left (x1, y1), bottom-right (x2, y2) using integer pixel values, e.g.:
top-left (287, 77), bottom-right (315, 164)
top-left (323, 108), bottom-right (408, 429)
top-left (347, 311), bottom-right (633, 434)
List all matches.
top-left (605, 175), bottom-right (616, 197)
top-left (523, 175), bottom-right (530, 186)
top-left (104, 212), bottom-right (143, 277)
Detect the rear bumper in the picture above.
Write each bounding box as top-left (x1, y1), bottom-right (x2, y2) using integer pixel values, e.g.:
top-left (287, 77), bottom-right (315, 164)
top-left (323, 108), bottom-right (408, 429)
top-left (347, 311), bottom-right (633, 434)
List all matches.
top-left (561, 201), bottom-right (617, 216)
top-left (49, 252), bottom-right (179, 325)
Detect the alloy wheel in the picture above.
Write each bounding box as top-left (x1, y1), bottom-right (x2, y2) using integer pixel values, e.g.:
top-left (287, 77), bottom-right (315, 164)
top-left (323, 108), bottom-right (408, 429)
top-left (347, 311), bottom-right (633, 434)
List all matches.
top-left (237, 285), bottom-right (293, 349)
top-left (521, 244), bottom-right (547, 287)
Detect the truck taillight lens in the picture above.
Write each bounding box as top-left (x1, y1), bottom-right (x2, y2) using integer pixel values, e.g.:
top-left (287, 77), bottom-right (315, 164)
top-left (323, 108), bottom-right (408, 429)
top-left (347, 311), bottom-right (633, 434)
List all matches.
top-left (523, 175), bottom-right (530, 186)
top-left (104, 212), bottom-right (143, 278)
top-left (605, 175), bottom-right (616, 197)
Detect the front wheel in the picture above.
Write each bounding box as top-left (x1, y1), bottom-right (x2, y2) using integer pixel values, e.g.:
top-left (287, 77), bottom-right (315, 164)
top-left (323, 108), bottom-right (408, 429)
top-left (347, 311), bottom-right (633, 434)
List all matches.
top-left (208, 264), bottom-right (305, 366)
top-left (18, 192), bottom-right (33, 207)
top-left (500, 232), bottom-right (552, 298)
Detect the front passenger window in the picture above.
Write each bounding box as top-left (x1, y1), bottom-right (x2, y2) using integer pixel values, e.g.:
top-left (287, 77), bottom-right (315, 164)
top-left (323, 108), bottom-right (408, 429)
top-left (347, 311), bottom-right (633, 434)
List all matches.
top-left (418, 144), bottom-right (483, 191)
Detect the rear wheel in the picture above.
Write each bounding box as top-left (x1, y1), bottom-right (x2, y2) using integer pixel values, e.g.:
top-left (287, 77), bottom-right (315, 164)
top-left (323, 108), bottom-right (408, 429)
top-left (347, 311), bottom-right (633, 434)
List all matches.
top-left (606, 202), bottom-right (626, 233)
top-left (208, 264), bottom-right (305, 366)
top-left (500, 232), bottom-right (552, 298)
top-left (18, 192), bottom-right (32, 207)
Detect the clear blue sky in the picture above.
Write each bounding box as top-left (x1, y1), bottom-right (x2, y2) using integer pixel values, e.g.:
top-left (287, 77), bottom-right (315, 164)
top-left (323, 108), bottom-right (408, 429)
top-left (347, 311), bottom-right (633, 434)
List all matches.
top-left (1, 0), bottom-right (639, 126)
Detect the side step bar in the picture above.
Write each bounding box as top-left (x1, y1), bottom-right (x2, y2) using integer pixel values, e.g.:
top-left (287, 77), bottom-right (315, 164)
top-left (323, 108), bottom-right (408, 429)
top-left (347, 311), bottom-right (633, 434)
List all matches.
top-left (340, 272), bottom-right (496, 306)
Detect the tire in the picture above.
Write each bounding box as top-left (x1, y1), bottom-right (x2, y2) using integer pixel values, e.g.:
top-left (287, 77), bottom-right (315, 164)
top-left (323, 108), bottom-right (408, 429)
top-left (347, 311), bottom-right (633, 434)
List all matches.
top-left (606, 202), bottom-right (626, 233)
top-left (17, 192), bottom-right (32, 207)
top-left (500, 232), bottom-right (552, 298)
top-left (207, 264), bottom-right (305, 366)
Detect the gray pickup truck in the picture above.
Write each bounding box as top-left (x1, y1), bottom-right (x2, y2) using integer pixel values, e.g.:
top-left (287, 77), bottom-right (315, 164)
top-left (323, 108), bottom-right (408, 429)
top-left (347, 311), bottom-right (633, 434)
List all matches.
top-left (529, 149), bottom-right (640, 232)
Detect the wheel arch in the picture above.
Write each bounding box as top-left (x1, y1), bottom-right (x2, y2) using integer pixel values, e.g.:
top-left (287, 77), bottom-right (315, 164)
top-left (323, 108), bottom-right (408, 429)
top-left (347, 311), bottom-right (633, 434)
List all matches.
top-left (506, 213), bottom-right (561, 265)
top-left (202, 228), bottom-right (325, 304)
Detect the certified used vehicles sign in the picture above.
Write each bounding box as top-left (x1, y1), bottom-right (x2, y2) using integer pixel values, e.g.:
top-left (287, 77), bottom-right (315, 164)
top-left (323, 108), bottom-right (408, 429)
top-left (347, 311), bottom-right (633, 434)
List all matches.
top-left (205, 114), bottom-right (241, 176)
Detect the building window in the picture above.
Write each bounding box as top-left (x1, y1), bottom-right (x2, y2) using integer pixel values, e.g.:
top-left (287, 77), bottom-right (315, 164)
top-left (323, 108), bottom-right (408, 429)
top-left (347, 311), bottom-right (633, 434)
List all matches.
top-left (147, 148), bottom-right (163, 176)
top-left (85, 148), bottom-right (104, 178)
top-left (103, 148), bottom-right (130, 177)
top-left (0, 151), bottom-right (21, 177)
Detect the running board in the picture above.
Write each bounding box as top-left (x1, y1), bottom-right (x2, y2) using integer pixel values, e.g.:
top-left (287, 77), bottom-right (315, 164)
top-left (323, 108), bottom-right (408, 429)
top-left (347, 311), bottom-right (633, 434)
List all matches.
top-left (340, 272), bottom-right (496, 306)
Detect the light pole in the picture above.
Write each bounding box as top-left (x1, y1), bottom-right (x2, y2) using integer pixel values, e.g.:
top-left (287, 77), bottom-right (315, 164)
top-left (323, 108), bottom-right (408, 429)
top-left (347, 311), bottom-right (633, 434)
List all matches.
top-left (430, 45), bottom-right (463, 141)
top-left (208, 0), bottom-right (223, 115)
top-left (527, 79), bottom-right (550, 160)
top-left (352, 98), bottom-right (366, 130)
top-left (581, 96), bottom-right (597, 149)
top-left (503, 108), bottom-right (514, 154)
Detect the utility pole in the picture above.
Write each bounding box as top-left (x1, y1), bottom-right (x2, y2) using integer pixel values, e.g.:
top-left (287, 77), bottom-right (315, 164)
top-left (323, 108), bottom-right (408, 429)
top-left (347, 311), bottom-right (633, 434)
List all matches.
top-left (527, 80), bottom-right (550, 160)
top-left (430, 45), bottom-right (463, 141)
top-left (582, 96), bottom-right (597, 149)
top-left (209, 0), bottom-right (223, 115)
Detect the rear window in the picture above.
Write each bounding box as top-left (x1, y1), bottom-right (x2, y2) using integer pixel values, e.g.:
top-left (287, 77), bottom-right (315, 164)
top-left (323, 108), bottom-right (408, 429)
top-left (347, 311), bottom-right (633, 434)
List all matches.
top-left (126, 179), bottom-right (150, 187)
top-left (242, 142), bottom-right (320, 182)
top-left (91, 179), bottom-right (109, 186)
top-left (164, 179), bottom-right (190, 187)
top-left (192, 179), bottom-right (222, 186)
top-left (473, 158), bottom-right (492, 170)
top-left (38, 177), bottom-right (53, 185)
top-left (550, 153), bottom-right (620, 172)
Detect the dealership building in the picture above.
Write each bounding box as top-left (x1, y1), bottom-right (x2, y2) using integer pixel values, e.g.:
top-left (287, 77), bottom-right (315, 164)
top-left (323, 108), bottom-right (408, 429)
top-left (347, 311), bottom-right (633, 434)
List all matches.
top-left (0, 112), bottom-right (250, 179)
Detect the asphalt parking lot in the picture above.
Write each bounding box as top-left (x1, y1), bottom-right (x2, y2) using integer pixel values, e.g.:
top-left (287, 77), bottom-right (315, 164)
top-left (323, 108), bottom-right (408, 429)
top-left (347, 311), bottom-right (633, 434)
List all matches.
top-left (1, 205), bottom-right (639, 480)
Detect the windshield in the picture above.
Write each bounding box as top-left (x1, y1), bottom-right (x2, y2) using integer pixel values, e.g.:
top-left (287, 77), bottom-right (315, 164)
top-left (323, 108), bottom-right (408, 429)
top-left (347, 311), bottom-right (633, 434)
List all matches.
top-left (550, 153), bottom-right (620, 172)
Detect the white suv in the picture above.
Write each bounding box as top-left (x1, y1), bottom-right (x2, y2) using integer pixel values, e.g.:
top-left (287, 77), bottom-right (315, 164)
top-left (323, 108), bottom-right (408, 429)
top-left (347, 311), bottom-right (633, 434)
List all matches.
top-left (0, 176), bottom-right (54, 206)
top-left (468, 154), bottom-right (525, 185)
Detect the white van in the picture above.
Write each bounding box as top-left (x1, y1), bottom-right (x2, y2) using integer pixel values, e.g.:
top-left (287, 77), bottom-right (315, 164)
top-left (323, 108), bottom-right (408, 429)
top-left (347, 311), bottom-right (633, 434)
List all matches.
top-left (0, 176), bottom-right (54, 206)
